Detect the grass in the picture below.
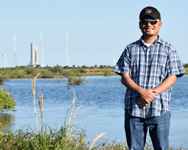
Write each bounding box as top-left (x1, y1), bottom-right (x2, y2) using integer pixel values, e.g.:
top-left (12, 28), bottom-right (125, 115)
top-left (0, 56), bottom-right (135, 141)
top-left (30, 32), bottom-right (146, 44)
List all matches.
top-left (0, 65), bottom-right (188, 80)
top-left (0, 66), bottom-right (116, 85)
top-left (0, 66), bottom-right (116, 80)
top-left (184, 68), bottom-right (188, 74)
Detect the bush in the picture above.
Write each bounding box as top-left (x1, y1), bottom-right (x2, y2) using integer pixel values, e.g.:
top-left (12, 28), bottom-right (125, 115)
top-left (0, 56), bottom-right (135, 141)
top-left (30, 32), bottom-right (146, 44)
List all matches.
top-left (50, 65), bottom-right (63, 74)
top-left (25, 67), bottom-right (34, 74)
top-left (79, 69), bottom-right (87, 73)
top-left (0, 88), bottom-right (16, 111)
top-left (0, 75), bottom-right (9, 84)
top-left (0, 113), bottom-right (15, 130)
top-left (67, 76), bottom-right (85, 85)
top-left (40, 72), bottom-right (54, 78)
top-left (103, 70), bottom-right (112, 77)
top-left (49, 66), bottom-right (74, 78)
top-left (61, 70), bottom-right (74, 78)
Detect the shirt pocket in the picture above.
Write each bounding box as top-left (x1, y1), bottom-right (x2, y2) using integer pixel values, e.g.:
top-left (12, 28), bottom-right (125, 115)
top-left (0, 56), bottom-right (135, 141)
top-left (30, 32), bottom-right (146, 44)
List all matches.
top-left (156, 54), bottom-right (167, 74)
top-left (157, 59), bottom-right (166, 67)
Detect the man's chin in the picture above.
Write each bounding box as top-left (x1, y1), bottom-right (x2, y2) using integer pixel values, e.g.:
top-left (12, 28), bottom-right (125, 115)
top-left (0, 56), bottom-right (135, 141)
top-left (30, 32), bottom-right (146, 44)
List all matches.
top-left (143, 34), bottom-right (154, 37)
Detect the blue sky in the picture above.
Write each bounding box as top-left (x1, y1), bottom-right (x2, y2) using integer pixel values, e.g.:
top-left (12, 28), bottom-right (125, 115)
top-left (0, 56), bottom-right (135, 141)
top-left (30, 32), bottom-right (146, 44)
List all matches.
top-left (0, 0), bottom-right (188, 67)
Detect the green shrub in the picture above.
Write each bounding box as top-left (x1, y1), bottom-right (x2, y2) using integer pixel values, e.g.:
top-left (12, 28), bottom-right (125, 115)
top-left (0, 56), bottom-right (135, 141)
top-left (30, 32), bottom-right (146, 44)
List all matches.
top-left (67, 76), bottom-right (85, 85)
top-left (0, 75), bottom-right (9, 84)
top-left (0, 113), bottom-right (15, 129)
top-left (61, 70), bottom-right (74, 78)
top-left (49, 66), bottom-right (74, 78)
top-left (40, 72), bottom-right (54, 78)
top-left (79, 69), bottom-right (87, 73)
top-left (0, 88), bottom-right (16, 111)
top-left (50, 65), bottom-right (64, 74)
top-left (25, 67), bottom-right (34, 74)
top-left (103, 70), bottom-right (112, 77)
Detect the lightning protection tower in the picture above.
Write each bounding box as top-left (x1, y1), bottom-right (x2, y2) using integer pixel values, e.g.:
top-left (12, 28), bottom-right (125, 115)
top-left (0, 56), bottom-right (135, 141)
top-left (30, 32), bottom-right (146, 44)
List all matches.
top-left (65, 33), bottom-right (70, 67)
top-left (40, 32), bottom-right (44, 67)
top-left (3, 54), bottom-right (6, 68)
top-left (13, 34), bottom-right (17, 67)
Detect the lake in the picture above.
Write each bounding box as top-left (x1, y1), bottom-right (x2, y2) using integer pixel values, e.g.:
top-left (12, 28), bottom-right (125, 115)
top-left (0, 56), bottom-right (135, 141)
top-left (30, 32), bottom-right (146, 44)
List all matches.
top-left (0, 75), bottom-right (188, 149)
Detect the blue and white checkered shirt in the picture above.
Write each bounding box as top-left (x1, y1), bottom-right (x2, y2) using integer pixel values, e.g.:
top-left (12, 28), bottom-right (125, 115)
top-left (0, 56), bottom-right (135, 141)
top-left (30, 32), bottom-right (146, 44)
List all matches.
top-left (113, 36), bottom-right (185, 118)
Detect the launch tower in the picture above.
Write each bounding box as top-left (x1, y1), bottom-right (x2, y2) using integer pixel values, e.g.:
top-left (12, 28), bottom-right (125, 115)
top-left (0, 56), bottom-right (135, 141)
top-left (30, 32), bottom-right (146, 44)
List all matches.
top-left (3, 54), bottom-right (6, 68)
top-left (65, 33), bottom-right (70, 67)
top-left (40, 32), bottom-right (44, 67)
top-left (13, 34), bottom-right (17, 67)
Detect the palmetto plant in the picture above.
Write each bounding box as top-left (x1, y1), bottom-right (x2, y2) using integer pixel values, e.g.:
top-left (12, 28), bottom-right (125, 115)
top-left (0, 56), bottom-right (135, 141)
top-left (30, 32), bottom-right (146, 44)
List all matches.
top-left (0, 87), bottom-right (16, 111)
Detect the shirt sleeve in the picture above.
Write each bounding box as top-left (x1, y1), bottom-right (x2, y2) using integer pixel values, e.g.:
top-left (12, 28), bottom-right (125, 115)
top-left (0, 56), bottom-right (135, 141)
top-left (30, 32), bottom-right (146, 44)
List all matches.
top-left (113, 47), bottom-right (131, 76)
top-left (167, 49), bottom-right (185, 77)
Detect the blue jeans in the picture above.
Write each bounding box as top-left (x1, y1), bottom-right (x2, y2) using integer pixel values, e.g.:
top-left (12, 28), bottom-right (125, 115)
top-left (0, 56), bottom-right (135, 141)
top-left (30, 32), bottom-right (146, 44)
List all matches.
top-left (125, 111), bottom-right (171, 150)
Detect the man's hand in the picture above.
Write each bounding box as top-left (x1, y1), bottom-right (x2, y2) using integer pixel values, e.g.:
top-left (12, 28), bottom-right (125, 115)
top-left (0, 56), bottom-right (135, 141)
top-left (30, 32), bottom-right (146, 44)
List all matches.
top-left (137, 98), bottom-right (148, 107)
top-left (137, 89), bottom-right (157, 107)
top-left (140, 89), bottom-right (156, 103)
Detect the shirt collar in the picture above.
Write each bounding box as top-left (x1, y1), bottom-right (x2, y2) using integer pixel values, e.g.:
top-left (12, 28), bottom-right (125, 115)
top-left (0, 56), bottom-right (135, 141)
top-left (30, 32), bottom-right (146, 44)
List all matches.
top-left (140, 35), bottom-right (164, 45)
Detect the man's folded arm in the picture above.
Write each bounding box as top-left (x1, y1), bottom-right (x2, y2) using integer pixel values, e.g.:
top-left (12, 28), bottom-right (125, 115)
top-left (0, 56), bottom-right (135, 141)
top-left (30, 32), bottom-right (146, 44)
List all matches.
top-left (153, 75), bottom-right (176, 95)
top-left (121, 74), bottom-right (155, 102)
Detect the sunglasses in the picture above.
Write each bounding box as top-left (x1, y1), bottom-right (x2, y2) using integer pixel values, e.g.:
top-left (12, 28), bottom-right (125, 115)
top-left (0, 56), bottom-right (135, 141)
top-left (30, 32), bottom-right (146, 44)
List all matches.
top-left (141, 19), bottom-right (159, 25)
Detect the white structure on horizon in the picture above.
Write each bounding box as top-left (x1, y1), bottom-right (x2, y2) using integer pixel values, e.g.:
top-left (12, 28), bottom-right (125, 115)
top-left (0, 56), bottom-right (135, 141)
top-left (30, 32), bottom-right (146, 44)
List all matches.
top-left (113, 59), bottom-right (116, 66)
top-left (65, 33), bottom-right (70, 67)
top-left (28, 33), bottom-right (43, 68)
top-left (40, 32), bottom-right (44, 67)
top-left (28, 43), bottom-right (38, 67)
top-left (13, 34), bottom-right (17, 67)
top-left (30, 42), bottom-right (35, 67)
top-left (3, 54), bottom-right (6, 68)
top-left (35, 46), bottom-right (38, 65)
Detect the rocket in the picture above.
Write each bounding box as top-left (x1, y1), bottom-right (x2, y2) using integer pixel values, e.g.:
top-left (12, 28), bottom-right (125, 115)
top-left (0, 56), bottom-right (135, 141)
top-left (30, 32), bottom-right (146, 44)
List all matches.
top-left (35, 47), bottom-right (38, 65)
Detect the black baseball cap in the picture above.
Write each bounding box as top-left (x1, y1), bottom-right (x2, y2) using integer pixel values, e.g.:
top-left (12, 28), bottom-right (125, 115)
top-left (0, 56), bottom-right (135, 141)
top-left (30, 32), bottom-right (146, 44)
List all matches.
top-left (139, 6), bottom-right (161, 21)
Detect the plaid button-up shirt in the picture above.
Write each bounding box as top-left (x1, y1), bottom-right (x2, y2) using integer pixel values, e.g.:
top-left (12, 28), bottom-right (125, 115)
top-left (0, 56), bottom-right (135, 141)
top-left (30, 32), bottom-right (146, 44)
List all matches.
top-left (113, 36), bottom-right (185, 118)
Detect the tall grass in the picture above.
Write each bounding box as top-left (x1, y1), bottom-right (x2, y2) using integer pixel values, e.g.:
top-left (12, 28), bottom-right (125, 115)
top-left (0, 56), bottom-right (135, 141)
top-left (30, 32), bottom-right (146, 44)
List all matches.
top-left (31, 73), bottom-right (39, 133)
top-left (37, 92), bottom-right (44, 136)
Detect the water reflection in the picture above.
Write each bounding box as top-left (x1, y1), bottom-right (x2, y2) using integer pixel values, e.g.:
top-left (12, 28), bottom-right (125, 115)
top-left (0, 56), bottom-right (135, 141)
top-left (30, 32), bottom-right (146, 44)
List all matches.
top-left (0, 113), bottom-right (15, 130)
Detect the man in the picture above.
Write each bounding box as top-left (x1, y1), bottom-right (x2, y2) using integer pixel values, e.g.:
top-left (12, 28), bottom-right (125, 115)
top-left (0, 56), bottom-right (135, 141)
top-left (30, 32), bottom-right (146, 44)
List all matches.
top-left (113, 6), bottom-right (185, 150)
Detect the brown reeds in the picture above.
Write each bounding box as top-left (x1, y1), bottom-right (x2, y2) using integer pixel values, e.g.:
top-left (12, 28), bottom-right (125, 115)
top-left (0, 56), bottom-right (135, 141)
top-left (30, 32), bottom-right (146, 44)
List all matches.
top-left (66, 89), bottom-right (105, 149)
top-left (37, 93), bottom-right (44, 132)
top-left (66, 89), bottom-right (79, 140)
top-left (89, 133), bottom-right (106, 150)
top-left (31, 73), bottom-right (39, 133)
top-left (31, 78), bottom-right (106, 148)
top-left (67, 105), bottom-right (83, 141)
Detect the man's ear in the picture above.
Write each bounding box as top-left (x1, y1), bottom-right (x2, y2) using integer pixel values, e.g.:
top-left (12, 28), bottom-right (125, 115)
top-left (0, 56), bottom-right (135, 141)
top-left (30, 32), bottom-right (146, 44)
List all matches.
top-left (159, 21), bottom-right (162, 28)
top-left (139, 21), bottom-right (142, 29)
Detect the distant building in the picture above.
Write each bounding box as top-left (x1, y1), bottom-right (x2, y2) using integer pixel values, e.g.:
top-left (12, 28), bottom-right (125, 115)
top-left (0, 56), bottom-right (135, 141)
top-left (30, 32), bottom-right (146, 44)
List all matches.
top-left (28, 43), bottom-right (38, 67)
top-left (35, 46), bottom-right (38, 65)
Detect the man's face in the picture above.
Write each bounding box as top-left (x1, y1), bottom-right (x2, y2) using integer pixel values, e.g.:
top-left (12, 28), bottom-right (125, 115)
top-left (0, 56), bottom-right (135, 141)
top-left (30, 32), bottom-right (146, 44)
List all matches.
top-left (139, 18), bottom-right (162, 37)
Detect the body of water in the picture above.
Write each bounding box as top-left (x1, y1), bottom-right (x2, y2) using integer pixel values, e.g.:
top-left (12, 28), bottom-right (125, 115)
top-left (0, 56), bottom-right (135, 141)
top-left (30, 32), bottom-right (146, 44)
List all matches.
top-left (0, 75), bottom-right (188, 149)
